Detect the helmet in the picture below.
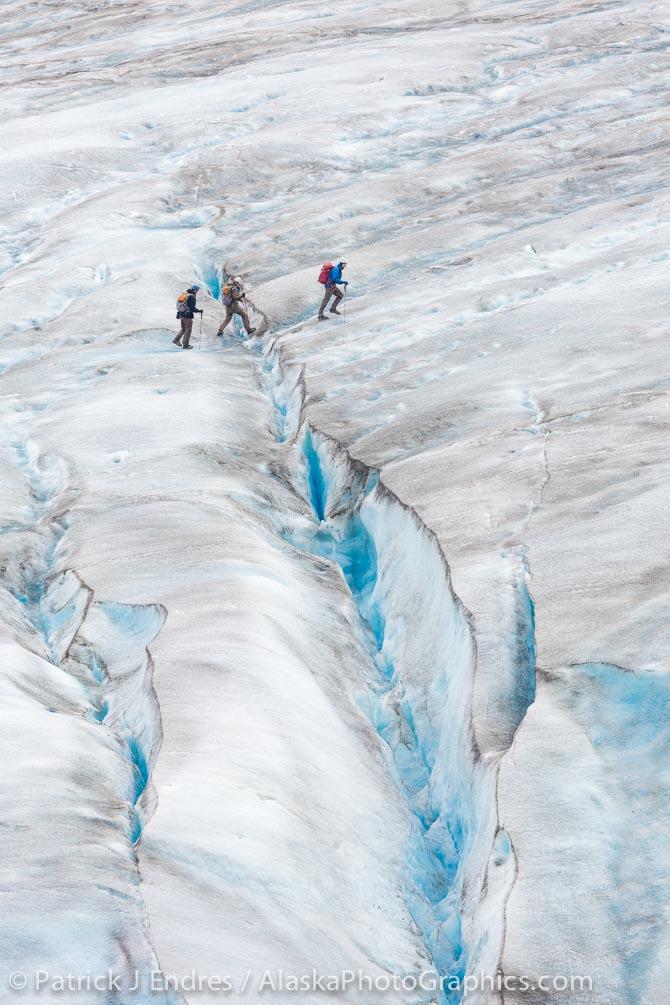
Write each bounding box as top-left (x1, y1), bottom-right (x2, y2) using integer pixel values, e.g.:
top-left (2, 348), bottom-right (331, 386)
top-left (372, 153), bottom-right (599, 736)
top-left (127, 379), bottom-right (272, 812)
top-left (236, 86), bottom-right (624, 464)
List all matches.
top-left (191, 284), bottom-right (201, 291)
top-left (233, 276), bottom-right (243, 285)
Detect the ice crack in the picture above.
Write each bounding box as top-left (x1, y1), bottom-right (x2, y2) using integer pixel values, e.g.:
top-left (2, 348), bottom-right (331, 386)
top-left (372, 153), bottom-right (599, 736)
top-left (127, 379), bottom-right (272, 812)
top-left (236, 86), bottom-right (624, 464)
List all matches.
top-left (223, 318), bottom-right (532, 1001)
top-left (1, 414), bottom-right (176, 1002)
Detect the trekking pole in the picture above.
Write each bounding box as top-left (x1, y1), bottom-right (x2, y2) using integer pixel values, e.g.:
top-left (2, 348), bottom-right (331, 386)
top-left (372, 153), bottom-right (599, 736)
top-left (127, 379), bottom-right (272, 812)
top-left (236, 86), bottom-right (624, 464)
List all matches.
top-left (244, 295), bottom-right (252, 337)
top-left (199, 311), bottom-right (203, 348)
top-left (343, 286), bottom-right (347, 323)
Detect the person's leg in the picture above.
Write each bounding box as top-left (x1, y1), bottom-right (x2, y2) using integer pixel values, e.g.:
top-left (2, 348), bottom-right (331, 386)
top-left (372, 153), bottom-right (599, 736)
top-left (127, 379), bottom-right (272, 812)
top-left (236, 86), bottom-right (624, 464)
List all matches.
top-left (318, 288), bottom-right (333, 318)
top-left (234, 305), bottom-right (256, 335)
top-left (173, 319), bottom-right (185, 344)
top-left (182, 318), bottom-right (193, 347)
top-left (329, 288), bottom-right (344, 313)
top-left (217, 307), bottom-right (234, 335)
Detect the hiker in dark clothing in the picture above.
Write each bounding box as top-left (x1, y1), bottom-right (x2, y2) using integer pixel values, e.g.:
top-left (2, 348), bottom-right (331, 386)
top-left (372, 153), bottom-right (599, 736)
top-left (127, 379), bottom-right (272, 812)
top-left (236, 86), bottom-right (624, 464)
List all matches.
top-left (173, 285), bottom-right (203, 349)
top-left (217, 276), bottom-right (256, 337)
top-left (318, 261), bottom-right (348, 320)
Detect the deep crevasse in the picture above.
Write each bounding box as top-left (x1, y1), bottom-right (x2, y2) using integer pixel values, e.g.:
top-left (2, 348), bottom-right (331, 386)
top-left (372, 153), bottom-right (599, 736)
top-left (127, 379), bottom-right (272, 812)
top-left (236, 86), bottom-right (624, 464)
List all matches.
top-left (248, 332), bottom-right (530, 999)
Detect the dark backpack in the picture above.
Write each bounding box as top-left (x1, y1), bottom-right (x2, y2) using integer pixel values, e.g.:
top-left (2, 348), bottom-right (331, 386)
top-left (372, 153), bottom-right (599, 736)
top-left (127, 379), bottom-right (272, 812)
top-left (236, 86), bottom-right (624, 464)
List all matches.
top-left (318, 262), bottom-right (333, 285)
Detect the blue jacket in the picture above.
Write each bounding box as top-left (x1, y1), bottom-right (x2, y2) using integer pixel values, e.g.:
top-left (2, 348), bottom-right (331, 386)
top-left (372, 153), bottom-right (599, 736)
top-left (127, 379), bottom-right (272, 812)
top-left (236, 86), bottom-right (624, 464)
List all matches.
top-left (328, 262), bottom-right (347, 287)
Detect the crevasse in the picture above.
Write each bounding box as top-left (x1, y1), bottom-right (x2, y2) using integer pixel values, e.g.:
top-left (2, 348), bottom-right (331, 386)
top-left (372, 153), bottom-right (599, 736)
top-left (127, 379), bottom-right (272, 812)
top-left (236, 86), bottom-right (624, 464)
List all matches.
top-left (3, 421), bottom-right (177, 1003)
top-left (285, 424), bottom-right (478, 996)
top-left (8, 432), bottom-right (165, 847)
top-left (66, 599), bottom-right (167, 846)
top-left (250, 331), bottom-right (532, 1000)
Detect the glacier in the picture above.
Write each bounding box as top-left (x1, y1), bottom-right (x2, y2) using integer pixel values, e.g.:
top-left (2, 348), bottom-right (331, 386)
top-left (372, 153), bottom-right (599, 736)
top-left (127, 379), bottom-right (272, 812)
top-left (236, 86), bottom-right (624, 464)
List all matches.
top-left (1, 1), bottom-right (669, 1004)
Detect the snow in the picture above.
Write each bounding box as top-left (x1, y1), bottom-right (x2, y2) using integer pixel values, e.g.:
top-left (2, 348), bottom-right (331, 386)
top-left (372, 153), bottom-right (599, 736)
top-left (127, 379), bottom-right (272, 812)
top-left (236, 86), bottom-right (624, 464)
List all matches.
top-left (1, 0), bottom-right (669, 1003)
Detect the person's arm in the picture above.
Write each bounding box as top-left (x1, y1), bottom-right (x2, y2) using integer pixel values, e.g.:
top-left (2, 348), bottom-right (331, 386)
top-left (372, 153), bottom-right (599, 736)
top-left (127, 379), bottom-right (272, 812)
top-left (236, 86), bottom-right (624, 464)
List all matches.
top-left (330, 268), bottom-right (348, 286)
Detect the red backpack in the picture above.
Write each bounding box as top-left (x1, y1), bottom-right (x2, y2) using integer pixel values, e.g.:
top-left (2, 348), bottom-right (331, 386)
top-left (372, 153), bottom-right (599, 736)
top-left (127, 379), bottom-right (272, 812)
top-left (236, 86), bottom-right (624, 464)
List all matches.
top-left (318, 262), bottom-right (333, 285)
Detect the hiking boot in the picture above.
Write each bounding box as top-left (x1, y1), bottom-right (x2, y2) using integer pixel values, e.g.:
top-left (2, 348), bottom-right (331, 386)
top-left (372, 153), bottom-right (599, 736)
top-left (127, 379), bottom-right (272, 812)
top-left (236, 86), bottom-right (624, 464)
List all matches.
top-left (172, 338), bottom-right (182, 345)
top-left (183, 344), bottom-right (193, 350)
top-left (216, 330), bottom-right (224, 337)
top-left (329, 308), bottom-right (341, 315)
top-left (318, 314), bottom-right (329, 321)
top-left (247, 328), bottom-right (257, 335)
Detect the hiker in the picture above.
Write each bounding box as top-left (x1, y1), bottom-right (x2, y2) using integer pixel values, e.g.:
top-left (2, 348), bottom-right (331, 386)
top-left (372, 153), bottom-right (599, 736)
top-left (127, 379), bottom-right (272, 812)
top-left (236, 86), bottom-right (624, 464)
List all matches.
top-left (217, 276), bottom-right (256, 337)
top-left (173, 285), bottom-right (203, 349)
top-left (317, 260), bottom-right (348, 320)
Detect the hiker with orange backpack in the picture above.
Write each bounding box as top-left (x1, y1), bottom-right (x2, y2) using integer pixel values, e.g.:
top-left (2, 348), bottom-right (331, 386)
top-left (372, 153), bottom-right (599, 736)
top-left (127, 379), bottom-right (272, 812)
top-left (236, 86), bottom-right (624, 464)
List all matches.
top-left (217, 276), bottom-right (256, 337)
top-left (173, 285), bottom-right (203, 349)
top-left (317, 261), bottom-right (348, 320)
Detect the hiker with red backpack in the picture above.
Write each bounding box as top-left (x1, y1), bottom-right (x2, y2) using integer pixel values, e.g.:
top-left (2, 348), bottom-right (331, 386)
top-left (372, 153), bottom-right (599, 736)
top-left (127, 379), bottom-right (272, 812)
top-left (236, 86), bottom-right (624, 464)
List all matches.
top-left (317, 261), bottom-right (348, 320)
top-left (217, 276), bottom-right (257, 337)
top-left (173, 285), bottom-right (203, 349)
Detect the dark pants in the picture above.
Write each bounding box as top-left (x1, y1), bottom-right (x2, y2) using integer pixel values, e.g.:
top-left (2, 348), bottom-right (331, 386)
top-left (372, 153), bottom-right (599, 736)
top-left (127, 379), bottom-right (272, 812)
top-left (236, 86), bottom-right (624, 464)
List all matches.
top-left (176, 318), bottom-right (193, 346)
top-left (218, 304), bottom-right (252, 335)
top-left (319, 286), bottom-right (343, 316)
